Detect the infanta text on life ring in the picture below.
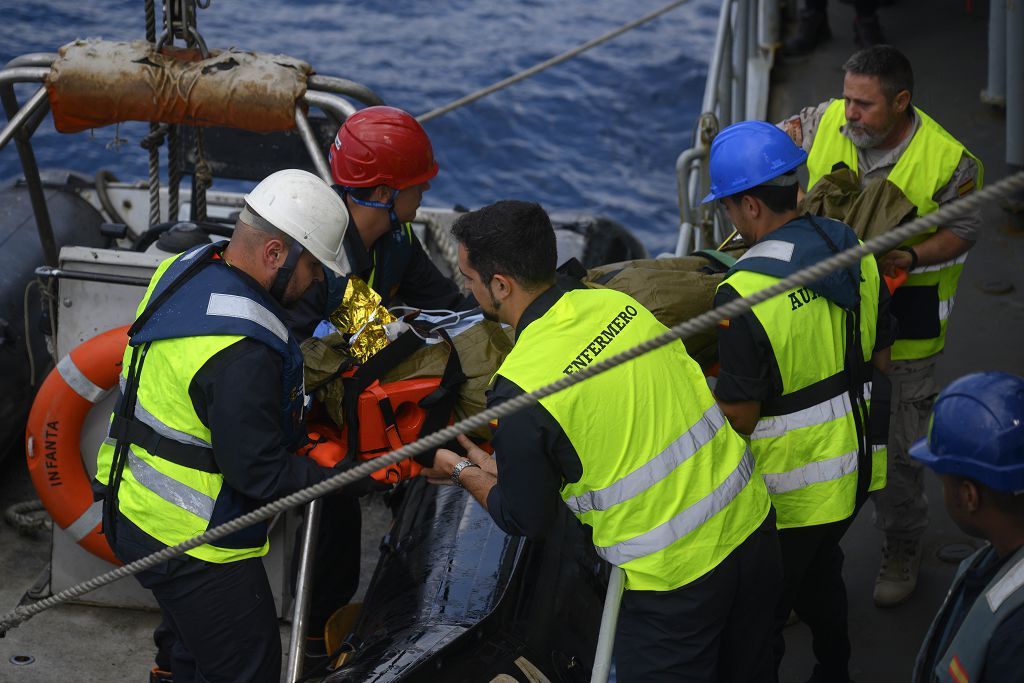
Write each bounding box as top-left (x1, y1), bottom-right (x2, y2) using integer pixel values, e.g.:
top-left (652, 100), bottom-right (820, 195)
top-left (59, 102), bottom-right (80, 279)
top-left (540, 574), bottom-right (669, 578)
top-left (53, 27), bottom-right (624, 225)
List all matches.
top-left (25, 326), bottom-right (128, 565)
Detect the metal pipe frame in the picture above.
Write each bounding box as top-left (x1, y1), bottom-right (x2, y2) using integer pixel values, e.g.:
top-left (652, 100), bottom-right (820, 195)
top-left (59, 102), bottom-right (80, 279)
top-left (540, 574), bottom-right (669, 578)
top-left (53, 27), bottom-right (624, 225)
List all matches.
top-left (302, 90), bottom-right (358, 123)
top-left (0, 87), bottom-right (48, 153)
top-left (307, 75), bottom-right (385, 107)
top-left (1007, 0), bottom-right (1023, 167)
top-left (731, 0), bottom-right (749, 123)
top-left (1, 66), bottom-right (57, 266)
top-left (0, 67), bottom-right (49, 87)
top-left (286, 498), bottom-right (323, 683)
top-left (295, 106), bottom-right (332, 183)
top-left (3, 54), bottom-right (57, 70)
top-left (34, 266), bottom-right (152, 287)
top-left (675, 0), bottom-right (779, 255)
top-left (982, 0), bottom-right (1007, 106)
top-left (590, 566), bottom-right (625, 683)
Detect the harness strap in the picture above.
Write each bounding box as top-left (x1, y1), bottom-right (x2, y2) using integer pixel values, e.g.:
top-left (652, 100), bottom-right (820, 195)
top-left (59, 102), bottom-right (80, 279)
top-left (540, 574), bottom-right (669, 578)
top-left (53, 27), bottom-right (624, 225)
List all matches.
top-left (808, 214), bottom-right (872, 505)
top-left (414, 328), bottom-right (468, 466)
top-left (341, 330), bottom-right (425, 459)
top-left (109, 414), bottom-right (220, 473)
top-left (104, 342), bottom-right (150, 546)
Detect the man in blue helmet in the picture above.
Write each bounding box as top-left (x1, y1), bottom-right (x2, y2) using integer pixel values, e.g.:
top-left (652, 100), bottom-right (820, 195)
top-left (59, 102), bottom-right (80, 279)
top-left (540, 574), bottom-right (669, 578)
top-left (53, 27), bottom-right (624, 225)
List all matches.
top-left (911, 372), bottom-right (1024, 683)
top-left (705, 120), bottom-right (896, 682)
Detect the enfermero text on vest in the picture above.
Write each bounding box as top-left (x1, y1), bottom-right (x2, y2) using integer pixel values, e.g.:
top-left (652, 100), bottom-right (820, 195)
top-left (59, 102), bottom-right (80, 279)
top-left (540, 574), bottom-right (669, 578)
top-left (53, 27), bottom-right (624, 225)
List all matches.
top-left (563, 305), bottom-right (638, 375)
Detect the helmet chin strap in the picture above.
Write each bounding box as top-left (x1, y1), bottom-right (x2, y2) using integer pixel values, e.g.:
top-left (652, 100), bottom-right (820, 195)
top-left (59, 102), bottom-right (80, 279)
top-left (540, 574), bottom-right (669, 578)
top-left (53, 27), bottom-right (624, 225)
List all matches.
top-left (344, 187), bottom-right (402, 228)
top-left (270, 240), bottom-right (306, 303)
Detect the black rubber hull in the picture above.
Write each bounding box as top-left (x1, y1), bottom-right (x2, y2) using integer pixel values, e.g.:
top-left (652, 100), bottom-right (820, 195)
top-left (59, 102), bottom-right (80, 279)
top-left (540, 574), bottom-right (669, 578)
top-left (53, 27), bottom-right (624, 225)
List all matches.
top-left (325, 480), bottom-right (608, 682)
top-left (0, 177), bottom-right (105, 459)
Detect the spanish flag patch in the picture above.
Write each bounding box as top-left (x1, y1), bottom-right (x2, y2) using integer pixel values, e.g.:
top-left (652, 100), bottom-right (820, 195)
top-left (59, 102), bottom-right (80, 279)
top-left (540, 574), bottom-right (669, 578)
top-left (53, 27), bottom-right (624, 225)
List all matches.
top-left (948, 655), bottom-right (969, 683)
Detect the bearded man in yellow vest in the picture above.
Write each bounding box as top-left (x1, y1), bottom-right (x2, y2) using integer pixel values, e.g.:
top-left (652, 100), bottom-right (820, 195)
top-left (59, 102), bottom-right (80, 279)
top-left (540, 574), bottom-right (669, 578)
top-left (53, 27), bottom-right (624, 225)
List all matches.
top-left (708, 121), bottom-right (896, 683)
top-left (781, 45), bottom-right (983, 608)
top-left (422, 200), bottom-right (782, 682)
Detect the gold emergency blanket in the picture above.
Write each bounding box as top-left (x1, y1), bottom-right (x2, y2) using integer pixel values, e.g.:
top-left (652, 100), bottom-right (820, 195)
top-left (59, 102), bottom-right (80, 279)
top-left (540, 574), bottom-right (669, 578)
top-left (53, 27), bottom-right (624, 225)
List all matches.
top-left (329, 277), bottom-right (397, 362)
top-left (302, 258), bottom-right (728, 433)
top-left (45, 39), bottom-right (310, 133)
top-left (801, 168), bottom-right (918, 241)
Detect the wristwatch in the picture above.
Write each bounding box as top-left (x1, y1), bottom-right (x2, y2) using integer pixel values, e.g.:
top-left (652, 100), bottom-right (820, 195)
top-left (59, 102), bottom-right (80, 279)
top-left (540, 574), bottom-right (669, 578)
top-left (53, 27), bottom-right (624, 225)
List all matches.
top-left (896, 246), bottom-right (919, 271)
top-left (450, 459), bottom-right (480, 488)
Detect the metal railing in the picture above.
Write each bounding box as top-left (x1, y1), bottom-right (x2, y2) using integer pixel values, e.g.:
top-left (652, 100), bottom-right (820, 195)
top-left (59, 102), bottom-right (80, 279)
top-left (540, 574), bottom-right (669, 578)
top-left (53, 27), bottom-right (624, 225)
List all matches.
top-left (674, 0), bottom-right (780, 255)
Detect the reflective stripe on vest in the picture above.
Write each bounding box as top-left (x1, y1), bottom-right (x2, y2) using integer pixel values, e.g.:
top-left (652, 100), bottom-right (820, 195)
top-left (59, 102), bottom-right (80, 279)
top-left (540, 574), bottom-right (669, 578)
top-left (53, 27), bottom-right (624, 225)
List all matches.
top-left (206, 292), bottom-right (289, 344)
top-left (913, 545), bottom-right (1024, 683)
top-left (752, 383), bottom-right (872, 440)
top-left (807, 100), bottom-right (982, 360)
top-left (721, 253), bottom-right (881, 529)
top-left (596, 449), bottom-right (756, 566)
top-left (564, 403), bottom-right (728, 515)
top-left (119, 375), bottom-right (214, 449)
top-left (496, 288), bottom-right (770, 592)
top-left (127, 449), bottom-right (216, 521)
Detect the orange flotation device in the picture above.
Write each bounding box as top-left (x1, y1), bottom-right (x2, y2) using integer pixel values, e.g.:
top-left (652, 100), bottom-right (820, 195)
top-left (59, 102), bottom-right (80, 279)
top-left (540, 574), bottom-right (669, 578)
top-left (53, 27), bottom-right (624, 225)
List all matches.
top-left (304, 376), bottom-right (454, 484)
top-left (26, 326), bottom-right (128, 565)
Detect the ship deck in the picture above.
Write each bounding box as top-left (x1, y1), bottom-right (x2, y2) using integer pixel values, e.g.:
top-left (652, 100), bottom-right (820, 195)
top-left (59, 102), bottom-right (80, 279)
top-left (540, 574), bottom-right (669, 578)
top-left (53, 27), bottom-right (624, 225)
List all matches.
top-left (769, 1), bottom-right (1023, 680)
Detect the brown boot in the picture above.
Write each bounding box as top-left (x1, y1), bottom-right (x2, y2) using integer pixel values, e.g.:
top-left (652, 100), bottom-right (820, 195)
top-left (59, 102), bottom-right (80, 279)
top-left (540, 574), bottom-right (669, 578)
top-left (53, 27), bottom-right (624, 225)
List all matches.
top-left (874, 538), bottom-right (922, 607)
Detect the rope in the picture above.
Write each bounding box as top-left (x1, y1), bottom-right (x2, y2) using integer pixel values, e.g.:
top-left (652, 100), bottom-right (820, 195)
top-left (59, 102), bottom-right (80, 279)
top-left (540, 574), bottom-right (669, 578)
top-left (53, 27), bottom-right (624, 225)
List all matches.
top-left (4, 500), bottom-right (50, 535)
top-left (416, 0), bottom-right (695, 124)
top-left (168, 125), bottom-right (181, 222)
top-left (1, 171), bottom-right (1021, 636)
top-left (141, 124), bottom-right (170, 229)
top-left (193, 128), bottom-right (212, 221)
top-left (144, 0), bottom-right (156, 44)
top-left (146, 126), bottom-right (161, 228)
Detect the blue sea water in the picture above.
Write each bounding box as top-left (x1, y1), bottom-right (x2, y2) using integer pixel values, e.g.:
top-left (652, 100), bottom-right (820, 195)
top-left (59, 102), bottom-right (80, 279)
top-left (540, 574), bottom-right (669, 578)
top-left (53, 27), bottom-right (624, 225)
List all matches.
top-left (0, 0), bottom-right (719, 255)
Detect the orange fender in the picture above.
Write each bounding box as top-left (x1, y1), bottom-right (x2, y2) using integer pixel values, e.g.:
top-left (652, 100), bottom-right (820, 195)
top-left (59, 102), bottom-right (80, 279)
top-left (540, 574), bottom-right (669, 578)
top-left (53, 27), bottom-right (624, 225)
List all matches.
top-left (26, 326), bottom-right (128, 565)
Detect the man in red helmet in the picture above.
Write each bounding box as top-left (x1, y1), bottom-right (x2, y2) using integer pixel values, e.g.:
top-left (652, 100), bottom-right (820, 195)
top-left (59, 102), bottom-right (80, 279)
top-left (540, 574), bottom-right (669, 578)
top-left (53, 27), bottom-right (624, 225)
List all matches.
top-left (289, 106), bottom-right (468, 339)
top-left (288, 107), bottom-right (470, 671)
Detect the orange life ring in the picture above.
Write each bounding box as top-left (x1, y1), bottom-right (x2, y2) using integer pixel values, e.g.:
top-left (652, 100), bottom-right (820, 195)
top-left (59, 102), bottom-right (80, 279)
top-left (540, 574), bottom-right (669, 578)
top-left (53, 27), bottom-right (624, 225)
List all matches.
top-left (26, 326), bottom-right (128, 565)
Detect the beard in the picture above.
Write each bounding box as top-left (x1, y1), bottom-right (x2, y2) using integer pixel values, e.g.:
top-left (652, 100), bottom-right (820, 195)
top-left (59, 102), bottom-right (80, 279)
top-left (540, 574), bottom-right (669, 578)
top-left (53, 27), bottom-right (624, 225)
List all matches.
top-left (479, 290), bottom-right (502, 323)
top-left (844, 120), bottom-right (895, 149)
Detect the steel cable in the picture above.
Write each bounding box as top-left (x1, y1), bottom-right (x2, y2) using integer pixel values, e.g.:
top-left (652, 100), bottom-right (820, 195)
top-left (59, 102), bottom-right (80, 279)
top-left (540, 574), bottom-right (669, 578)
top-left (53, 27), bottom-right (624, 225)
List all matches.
top-left (2, 171), bottom-right (1021, 636)
top-left (416, 0), bottom-right (695, 124)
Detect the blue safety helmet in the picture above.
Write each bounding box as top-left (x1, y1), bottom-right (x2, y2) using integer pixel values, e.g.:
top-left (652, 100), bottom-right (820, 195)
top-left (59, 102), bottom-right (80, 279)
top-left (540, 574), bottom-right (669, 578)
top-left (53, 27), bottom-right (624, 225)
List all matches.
top-left (910, 372), bottom-right (1024, 493)
top-left (701, 120), bottom-right (808, 204)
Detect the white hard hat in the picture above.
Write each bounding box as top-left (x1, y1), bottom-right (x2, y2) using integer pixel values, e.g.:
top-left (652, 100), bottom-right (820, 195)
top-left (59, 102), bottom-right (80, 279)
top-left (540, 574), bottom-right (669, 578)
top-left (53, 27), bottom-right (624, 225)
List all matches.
top-left (243, 169), bottom-right (351, 276)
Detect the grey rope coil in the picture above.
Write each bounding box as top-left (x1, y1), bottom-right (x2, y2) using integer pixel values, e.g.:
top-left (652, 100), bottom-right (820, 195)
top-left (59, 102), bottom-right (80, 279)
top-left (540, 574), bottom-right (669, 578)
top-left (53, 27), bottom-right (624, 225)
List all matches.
top-left (4, 500), bottom-right (50, 534)
top-left (416, 0), bottom-right (694, 124)
top-left (2, 171), bottom-right (1021, 636)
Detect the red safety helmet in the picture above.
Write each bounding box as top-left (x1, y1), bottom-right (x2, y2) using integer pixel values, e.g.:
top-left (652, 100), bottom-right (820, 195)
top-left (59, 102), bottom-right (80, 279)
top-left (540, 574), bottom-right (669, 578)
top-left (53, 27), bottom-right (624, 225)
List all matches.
top-left (329, 106), bottom-right (439, 190)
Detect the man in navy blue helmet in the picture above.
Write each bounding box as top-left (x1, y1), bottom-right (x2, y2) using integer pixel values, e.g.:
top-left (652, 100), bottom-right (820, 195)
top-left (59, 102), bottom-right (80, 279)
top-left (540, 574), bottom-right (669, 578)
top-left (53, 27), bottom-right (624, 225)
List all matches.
top-left (911, 372), bottom-right (1024, 683)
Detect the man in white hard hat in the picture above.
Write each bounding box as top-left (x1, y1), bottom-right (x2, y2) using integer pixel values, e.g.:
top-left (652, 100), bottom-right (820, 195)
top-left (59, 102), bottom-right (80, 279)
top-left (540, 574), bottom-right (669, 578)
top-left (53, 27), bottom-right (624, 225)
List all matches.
top-left (93, 169), bottom-right (353, 683)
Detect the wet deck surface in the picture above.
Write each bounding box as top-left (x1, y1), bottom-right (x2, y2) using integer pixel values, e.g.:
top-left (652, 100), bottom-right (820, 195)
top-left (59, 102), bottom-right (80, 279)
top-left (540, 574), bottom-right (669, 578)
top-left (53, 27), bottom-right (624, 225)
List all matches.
top-left (770, 1), bottom-right (1023, 681)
